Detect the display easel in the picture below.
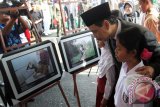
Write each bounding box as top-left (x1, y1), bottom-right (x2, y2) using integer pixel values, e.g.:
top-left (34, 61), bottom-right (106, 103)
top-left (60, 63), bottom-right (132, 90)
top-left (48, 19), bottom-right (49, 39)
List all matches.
top-left (72, 63), bottom-right (97, 107)
top-left (0, 83), bottom-right (8, 107)
top-left (0, 2), bottom-right (70, 107)
top-left (18, 81), bottom-right (70, 107)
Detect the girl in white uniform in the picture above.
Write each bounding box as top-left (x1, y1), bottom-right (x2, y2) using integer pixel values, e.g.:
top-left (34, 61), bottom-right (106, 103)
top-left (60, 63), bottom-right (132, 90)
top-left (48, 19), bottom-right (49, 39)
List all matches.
top-left (114, 27), bottom-right (153, 107)
top-left (96, 40), bottom-right (115, 107)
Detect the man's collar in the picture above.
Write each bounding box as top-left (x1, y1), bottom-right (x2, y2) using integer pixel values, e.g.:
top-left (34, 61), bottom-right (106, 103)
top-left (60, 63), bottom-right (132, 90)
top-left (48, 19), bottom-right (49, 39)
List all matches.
top-left (114, 20), bottom-right (121, 40)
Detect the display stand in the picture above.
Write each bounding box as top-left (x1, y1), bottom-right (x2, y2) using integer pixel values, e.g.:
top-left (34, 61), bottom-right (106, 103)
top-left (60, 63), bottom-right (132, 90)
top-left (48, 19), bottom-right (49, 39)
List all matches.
top-left (72, 63), bottom-right (97, 107)
top-left (0, 2), bottom-right (70, 107)
top-left (18, 81), bottom-right (70, 107)
top-left (88, 66), bottom-right (99, 77)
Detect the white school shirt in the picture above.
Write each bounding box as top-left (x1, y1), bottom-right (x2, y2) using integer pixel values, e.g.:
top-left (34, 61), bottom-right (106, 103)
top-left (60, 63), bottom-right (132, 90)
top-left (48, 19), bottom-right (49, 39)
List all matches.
top-left (114, 61), bottom-right (152, 107)
top-left (98, 42), bottom-right (114, 78)
top-left (98, 41), bottom-right (115, 99)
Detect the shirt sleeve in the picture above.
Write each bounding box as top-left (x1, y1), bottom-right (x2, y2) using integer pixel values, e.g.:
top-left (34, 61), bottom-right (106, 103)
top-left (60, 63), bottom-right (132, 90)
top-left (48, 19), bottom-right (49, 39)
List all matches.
top-left (103, 65), bottom-right (116, 100)
top-left (145, 17), bottom-right (160, 42)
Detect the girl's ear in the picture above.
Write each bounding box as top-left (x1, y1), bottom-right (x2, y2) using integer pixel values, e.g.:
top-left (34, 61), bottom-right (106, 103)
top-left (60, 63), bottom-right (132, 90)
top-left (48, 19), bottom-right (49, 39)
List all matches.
top-left (131, 49), bottom-right (137, 57)
top-left (103, 20), bottom-right (110, 30)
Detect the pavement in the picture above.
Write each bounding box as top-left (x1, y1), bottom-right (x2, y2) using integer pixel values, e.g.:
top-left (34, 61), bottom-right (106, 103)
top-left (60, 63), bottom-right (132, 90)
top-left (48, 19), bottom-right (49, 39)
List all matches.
top-left (27, 67), bottom-right (98, 107)
top-left (17, 31), bottom-right (99, 107)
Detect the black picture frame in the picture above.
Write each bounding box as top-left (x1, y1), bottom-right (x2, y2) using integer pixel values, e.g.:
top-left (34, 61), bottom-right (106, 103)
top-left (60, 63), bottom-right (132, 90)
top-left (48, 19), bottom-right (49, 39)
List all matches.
top-left (0, 40), bottom-right (62, 100)
top-left (59, 31), bottom-right (100, 74)
top-left (0, 87), bottom-right (7, 107)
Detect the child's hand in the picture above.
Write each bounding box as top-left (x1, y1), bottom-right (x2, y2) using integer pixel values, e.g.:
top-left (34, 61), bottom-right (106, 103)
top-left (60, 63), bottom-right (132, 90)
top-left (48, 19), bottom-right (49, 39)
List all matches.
top-left (136, 66), bottom-right (154, 78)
top-left (100, 98), bottom-right (107, 107)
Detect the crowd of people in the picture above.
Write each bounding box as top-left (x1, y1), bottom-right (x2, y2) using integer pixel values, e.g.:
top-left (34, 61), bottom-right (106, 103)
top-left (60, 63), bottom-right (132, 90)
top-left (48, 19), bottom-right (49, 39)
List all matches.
top-left (81, 0), bottom-right (160, 107)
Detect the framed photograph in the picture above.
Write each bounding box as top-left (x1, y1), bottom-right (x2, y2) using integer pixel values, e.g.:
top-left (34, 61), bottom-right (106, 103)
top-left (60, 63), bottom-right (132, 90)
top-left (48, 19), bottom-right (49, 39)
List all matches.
top-left (59, 31), bottom-right (100, 73)
top-left (0, 40), bottom-right (62, 100)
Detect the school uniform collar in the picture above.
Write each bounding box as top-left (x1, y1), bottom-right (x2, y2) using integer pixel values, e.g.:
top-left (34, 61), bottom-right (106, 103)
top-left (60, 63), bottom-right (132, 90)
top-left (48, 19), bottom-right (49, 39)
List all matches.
top-left (114, 19), bottom-right (121, 40)
top-left (123, 60), bottom-right (144, 76)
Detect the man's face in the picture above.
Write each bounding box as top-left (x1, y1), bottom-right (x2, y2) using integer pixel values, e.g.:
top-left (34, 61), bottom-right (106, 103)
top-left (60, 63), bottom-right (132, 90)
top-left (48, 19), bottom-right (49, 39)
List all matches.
top-left (139, 0), bottom-right (148, 13)
top-left (88, 22), bottom-right (110, 41)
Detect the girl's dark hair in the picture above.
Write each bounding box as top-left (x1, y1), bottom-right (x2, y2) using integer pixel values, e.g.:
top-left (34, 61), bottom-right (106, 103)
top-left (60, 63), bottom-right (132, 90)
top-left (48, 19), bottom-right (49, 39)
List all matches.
top-left (117, 27), bottom-right (143, 60)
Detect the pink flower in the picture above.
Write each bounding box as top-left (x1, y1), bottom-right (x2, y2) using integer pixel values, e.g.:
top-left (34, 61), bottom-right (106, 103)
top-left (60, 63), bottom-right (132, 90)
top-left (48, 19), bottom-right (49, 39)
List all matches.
top-left (140, 48), bottom-right (153, 60)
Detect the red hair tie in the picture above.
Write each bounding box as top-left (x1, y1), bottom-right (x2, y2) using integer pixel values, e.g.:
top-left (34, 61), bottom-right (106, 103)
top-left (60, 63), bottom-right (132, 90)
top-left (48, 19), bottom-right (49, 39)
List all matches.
top-left (140, 48), bottom-right (153, 60)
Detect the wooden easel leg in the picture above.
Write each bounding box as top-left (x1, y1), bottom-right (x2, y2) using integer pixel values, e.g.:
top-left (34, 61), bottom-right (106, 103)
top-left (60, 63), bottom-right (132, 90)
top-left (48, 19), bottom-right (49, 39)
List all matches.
top-left (88, 67), bottom-right (92, 77)
top-left (19, 102), bottom-right (27, 107)
top-left (57, 81), bottom-right (70, 107)
top-left (72, 74), bottom-right (81, 107)
top-left (73, 74), bottom-right (76, 96)
top-left (96, 67), bottom-right (99, 74)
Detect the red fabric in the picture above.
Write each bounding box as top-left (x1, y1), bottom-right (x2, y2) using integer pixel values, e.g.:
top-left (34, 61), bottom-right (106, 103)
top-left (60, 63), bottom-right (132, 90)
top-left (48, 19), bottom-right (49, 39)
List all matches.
top-left (24, 29), bottom-right (31, 42)
top-left (137, 86), bottom-right (155, 103)
top-left (140, 48), bottom-right (153, 60)
top-left (96, 76), bottom-right (106, 107)
top-left (78, 5), bottom-right (80, 11)
top-left (53, 19), bottom-right (58, 26)
top-left (96, 76), bottom-right (115, 107)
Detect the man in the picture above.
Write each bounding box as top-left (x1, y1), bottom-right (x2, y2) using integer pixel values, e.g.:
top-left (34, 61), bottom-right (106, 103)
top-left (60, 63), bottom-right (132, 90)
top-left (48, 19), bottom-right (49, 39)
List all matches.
top-left (81, 2), bottom-right (160, 107)
top-left (139, 0), bottom-right (160, 43)
top-left (30, 2), bottom-right (44, 36)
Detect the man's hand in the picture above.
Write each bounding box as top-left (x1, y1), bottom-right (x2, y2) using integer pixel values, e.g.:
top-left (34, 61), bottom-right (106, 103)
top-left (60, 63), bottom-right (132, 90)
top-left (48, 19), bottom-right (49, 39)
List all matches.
top-left (136, 66), bottom-right (154, 78)
top-left (10, 9), bottom-right (19, 19)
top-left (100, 98), bottom-right (107, 107)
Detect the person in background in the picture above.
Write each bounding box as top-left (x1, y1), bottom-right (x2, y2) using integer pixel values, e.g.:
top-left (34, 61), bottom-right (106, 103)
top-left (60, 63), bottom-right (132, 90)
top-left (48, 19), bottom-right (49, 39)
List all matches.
top-left (41, 0), bottom-right (51, 36)
top-left (30, 2), bottom-right (44, 36)
top-left (118, 0), bottom-right (127, 14)
top-left (96, 40), bottom-right (115, 107)
top-left (0, 9), bottom-right (30, 53)
top-left (139, 0), bottom-right (160, 43)
top-left (114, 27), bottom-right (153, 107)
top-left (81, 3), bottom-right (160, 106)
top-left (53, 0), bottom-right (62, 36)
top-left (123, 1), bottom-right (140, 24)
